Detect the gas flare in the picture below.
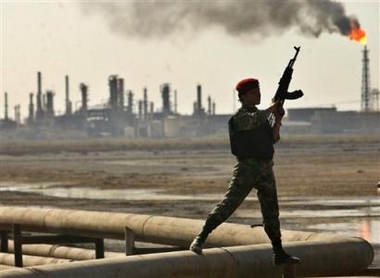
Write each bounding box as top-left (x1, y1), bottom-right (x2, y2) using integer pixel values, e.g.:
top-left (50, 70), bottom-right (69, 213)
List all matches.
top-left (349, 19), bottom-right (367, 44)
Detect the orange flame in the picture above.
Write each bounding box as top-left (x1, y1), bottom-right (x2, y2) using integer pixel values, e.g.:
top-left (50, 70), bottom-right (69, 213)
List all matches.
top-left (349, 20), bottom-right (367, 44)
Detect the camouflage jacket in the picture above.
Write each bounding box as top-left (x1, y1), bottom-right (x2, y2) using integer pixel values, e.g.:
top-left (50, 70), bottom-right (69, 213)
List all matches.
top-left (228, 104), bottom-right (275, 160)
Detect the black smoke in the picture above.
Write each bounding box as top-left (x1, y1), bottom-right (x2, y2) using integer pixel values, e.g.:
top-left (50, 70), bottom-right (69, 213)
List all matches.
top-left (80, 0), bottom-right (357, 40)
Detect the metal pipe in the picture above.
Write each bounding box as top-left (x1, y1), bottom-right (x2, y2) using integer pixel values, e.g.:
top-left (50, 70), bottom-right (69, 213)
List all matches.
top-left (6, 241), bottom-right (123, 261)
top-left (0, 206), bottom-right (367, 248)
top-left (0, 265), bottom-right (17, 271)
top-left (0, 206), bottom-right (298, 246)
top-left (0, 239), bottom-right (374, 278)
top-left (0, 207), bottom-right (374, 276)
top-left (0, 253), bottom-right (71, 267)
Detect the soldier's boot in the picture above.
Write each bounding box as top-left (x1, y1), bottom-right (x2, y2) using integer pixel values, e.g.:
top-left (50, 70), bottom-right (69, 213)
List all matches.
top-left (189, 229), bottom-right (209, 255)
top-left (273, 241), bottom-right (300, 266)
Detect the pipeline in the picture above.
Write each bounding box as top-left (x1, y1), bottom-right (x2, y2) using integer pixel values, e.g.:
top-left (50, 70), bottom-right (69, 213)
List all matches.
top-left (0, 240), bottom-right (374, 278)
top-left (0, 206), bottom-right (341, 247)
top-left (0, 207), bottom-right (374, 277)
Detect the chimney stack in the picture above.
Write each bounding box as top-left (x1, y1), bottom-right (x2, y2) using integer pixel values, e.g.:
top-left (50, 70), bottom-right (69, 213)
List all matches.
top-left (360, 46), bottom-right (380, 111)
top-left (14, 105), bottom-right (21, 125)
top-left (138, 100), bottom-right (143, 119)
top-left (109, 75), bottom-right (118, 111)
top-left (4, 92), bottom-right (8, 120)
top-left (174, 89), bottom-right (177, 114)
top-left (207, 95), bottom-right (211, 115)
top-left (143, 87), bottom-right (148, 120)
top-left (361, 46), bottom-right (370, 112)
top-left (65, 75), bottom-right (72, 115)
top-left (127, 90), bottom-right (133, 115)
top-left (36, 72), bottom-right (44, 120)
top-left (150, 102), bottom-right (154, 117)
top-left (161, 83), bottom-right (171, 115)
top-left (80, 83), bottom-right (88, 112)
top-left (29, 93), bottom-right (34, 121)
top-left (118, 78), bottom-right (124, 109)
top-left (46, 90), bottom-right (54, 118)
top-left (197, 84), bottom-right (202, 111)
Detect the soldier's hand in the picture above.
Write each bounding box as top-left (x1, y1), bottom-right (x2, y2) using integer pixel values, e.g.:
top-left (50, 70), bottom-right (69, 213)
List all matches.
top-left (273, 104), bottom-right (285, 122)
top-left (275, 106), bottom-right (285, 117)
top-left (268, 101), bottom-right (279, 114)
top-left (266, 101), bottom-right (284, 119)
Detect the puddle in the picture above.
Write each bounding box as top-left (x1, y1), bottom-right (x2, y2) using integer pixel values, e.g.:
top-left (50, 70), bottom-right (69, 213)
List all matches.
top-left (308, 218), bottom-right (380, 244)
top-left (237, 197), bottom-right (380, 244)
top-left (0, 182), bottom-right (225, 201)
top-left (35, 187), bottom-right (224, 201)
top-left (283, 197), bottom-right (380, 207)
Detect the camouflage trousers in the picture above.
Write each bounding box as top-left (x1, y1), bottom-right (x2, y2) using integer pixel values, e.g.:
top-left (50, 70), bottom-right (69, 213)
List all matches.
top-left (203, 158), bottom-right (281, 243)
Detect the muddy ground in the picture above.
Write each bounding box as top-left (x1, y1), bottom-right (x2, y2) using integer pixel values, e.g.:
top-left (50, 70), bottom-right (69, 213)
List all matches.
top-left (0, 136), bottom-right (379, 267)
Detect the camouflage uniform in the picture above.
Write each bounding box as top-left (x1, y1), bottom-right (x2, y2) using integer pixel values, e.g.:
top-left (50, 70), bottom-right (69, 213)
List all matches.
top-left (190, 80), bottom-right (300, 265)
top-left (204, 159), bottom-right (281, 243)
top-left (201, 103), bottom-right (281, 243)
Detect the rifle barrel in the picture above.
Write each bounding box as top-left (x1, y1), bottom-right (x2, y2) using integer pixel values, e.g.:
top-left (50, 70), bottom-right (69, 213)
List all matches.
top-left (288, 46), bottom-right (301, 68)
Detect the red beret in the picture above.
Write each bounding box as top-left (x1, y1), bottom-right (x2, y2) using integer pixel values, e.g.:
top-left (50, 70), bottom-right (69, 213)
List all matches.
top-left (235, 78), bottom-right (259, 94)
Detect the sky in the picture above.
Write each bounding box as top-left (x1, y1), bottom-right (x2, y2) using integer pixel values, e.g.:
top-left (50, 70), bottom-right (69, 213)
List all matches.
top-left (1, 0), bottom-right (379, 121)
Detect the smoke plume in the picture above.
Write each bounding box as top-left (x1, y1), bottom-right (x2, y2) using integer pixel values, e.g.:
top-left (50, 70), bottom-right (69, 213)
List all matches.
top-left (80, 0), bottom-right (357, 40)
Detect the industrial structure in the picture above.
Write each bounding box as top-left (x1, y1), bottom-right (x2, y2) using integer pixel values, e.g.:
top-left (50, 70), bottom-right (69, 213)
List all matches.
top-left (0, 46), bottom-right (379, 138)
top-left (0, 70), bottom-right (224, 138)
top-left (362, 46), bottom-right (380, 112)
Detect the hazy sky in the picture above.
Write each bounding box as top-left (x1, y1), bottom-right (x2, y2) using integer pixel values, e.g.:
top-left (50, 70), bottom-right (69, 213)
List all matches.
top-left (1, 0), bottom-right (379, 120)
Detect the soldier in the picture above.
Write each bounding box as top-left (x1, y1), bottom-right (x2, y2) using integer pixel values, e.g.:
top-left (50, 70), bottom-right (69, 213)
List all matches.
top-left (189, 78), bottom-right (300, 266)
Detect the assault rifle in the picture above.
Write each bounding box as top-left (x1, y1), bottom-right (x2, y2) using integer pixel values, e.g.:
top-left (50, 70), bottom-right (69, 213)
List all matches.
top-left (273, 46), bottom-right (304, 106)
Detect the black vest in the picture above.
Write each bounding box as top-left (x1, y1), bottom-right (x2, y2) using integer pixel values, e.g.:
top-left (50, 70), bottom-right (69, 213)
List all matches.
top-left (228, 116), bottom-right (274, 160)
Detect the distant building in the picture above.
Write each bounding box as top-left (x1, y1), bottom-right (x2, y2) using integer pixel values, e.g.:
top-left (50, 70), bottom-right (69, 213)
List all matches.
top-left (287, 107), bottom-right (337, 122)
top-left (285, 108), bottom-right (379, 134)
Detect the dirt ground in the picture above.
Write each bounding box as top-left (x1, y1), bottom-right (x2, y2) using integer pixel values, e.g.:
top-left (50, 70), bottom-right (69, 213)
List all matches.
top-left (0, 137), bottom-right (378, 212)
top-left (0, 135), bottom-right (379, 268)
